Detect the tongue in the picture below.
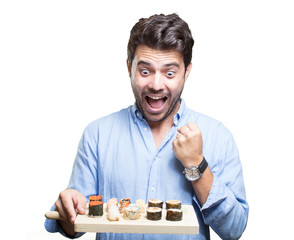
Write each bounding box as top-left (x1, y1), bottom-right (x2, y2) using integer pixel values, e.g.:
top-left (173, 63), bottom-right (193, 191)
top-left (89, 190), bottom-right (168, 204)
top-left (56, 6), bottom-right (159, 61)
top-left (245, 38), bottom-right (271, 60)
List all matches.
top-left (147, 97), bottom-right (165, 109)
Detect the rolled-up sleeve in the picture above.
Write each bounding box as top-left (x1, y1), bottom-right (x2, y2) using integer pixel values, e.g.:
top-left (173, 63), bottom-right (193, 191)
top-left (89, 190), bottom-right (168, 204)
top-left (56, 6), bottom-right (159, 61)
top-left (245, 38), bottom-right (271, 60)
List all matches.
top-left (194, 130), bottom-right (249, 239)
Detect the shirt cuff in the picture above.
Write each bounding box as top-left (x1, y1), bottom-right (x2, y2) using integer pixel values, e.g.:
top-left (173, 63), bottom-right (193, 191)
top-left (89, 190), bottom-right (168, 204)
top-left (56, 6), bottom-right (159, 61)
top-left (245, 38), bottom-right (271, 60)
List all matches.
top-left (193, 174), bottom-right (227, 215)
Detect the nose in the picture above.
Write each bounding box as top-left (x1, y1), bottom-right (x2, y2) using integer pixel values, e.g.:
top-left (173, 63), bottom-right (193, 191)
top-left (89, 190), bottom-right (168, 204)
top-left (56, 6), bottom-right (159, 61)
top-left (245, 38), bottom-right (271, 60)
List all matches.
top-left (148, 72), bottom-right (164, 91)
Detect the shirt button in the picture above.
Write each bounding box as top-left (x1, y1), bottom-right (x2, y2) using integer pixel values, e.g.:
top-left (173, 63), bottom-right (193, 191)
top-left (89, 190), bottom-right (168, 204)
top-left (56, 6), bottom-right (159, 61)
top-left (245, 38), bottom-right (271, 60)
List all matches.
top-left (154, 157), bottom-right (157, 161)
top-left (143, 127), bottom-right (147, 132)
top-left (136, 112), bottom-right (140, 117)
top-left (151, 187), bottom-right (155, 191)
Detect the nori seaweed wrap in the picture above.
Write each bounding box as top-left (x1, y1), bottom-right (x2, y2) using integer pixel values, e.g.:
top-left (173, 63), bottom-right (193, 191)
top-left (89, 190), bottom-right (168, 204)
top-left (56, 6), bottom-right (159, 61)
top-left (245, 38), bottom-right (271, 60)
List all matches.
top-left (146, 207), bottom-right (162, 221)
top-left (89, 201), bottom-right (104, 217)
top-left (166, 208), bottom-right (183, 221)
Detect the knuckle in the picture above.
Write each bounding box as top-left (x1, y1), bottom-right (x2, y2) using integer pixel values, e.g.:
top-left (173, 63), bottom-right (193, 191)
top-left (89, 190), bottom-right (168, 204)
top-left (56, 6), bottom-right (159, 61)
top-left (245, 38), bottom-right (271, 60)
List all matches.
top-left (183, 126), bottom-right (189, 133)
top-left (186, 131), bottom-right (193, 138)
top-left (59, 189), bottom-right (70, 199)
top-left (187, 121), bottom-right (195, 127)
top-left (188, 122), bottom-right (199, 131)
top-left (59, 191), bottom-right (65, 199)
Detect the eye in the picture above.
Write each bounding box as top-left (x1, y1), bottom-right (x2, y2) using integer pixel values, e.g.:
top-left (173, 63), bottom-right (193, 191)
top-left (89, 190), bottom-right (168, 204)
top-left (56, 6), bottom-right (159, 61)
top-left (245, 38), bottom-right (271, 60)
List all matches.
top-left (166, 71), bottom-right (175, 77)
top-left (140, 69), bottom-right (150, 76)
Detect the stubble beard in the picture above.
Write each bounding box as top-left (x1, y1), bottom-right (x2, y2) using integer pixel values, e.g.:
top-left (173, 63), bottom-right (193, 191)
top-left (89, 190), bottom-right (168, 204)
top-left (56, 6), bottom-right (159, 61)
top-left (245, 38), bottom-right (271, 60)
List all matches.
top-left (133, 86), bottom-right (184, 123)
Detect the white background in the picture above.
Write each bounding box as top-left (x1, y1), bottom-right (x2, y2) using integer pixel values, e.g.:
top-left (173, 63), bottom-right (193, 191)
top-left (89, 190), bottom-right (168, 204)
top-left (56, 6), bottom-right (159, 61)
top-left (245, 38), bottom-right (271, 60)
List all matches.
top-left (1, 0), bottom-right (293, 239)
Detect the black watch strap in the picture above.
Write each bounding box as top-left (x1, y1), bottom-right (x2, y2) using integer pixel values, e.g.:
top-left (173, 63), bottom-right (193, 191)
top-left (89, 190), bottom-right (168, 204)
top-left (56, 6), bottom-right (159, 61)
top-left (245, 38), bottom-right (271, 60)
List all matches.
top-left (198, 157), bottom-right (208, 174)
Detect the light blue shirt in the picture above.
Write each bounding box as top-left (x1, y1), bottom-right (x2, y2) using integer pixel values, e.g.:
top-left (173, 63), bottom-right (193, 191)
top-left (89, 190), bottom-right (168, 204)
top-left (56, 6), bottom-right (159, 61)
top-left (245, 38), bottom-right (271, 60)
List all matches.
top-left (45, 100), bottom-right (248, 239)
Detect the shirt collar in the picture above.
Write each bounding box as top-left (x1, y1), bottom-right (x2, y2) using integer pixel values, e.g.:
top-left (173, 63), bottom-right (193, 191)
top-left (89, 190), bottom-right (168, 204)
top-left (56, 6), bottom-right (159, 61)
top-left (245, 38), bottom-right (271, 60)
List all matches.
top-left (174, 99), bottom-right (185, 126)
top-left (131, 99), bottom-right (186, 126)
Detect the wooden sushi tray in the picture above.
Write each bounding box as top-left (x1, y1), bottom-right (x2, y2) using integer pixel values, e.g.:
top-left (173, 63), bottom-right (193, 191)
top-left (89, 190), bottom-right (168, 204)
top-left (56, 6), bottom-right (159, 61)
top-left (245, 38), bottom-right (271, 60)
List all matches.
top-left (45, 204), bottom-right (199, 235)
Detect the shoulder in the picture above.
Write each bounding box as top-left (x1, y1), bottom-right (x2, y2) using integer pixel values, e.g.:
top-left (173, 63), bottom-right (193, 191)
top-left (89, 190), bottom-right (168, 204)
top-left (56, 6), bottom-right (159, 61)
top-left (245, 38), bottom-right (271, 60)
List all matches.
top-left (186, 108), bottom-right (225, 129)
top-left (184, 107), bottom-right (234, 144)
top-left (83, 106), bottom-right (132, 134)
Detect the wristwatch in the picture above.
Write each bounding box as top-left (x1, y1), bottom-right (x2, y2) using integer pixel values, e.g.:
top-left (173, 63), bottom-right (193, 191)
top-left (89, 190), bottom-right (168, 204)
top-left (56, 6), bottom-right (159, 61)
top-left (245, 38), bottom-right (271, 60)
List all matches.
top-left (183, 157), bottom-right (208, 181)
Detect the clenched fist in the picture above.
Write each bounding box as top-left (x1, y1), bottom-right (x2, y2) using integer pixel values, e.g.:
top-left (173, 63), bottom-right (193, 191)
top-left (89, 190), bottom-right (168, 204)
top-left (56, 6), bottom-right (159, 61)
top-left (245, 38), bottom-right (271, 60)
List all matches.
top-left (172, 122), bottom-right (203, 167)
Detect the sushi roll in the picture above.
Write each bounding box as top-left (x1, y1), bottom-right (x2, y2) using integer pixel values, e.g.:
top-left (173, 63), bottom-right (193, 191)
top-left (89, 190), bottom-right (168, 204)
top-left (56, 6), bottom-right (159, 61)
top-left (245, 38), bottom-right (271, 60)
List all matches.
top-left (146, 207), bottom-right (162, 221)
top-left (135, 199), bottom-right (146, 213)
top-left (108, 205), bottom-right (120, 221)
top-left (165, 200), bottom-right (181, 210)
top-left (148, 199), bottom-right (163, 208)
top-left (166, 209), bottom-right (183, 221)
top-left (119, 198), bottom-right (131, 213)
top-left (107, 198), bottom-right (118, 211)
top-left (89, 195), bottom-right (103, 202)
top-left (123, 205), bottom-right (141, 220)
top-left (88, 201), bottom-right (103, 217)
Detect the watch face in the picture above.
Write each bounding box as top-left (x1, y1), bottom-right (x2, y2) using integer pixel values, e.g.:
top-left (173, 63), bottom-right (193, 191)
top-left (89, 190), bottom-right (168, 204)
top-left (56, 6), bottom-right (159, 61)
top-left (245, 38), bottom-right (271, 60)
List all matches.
top-left (185, 166), bottom-right (201, 181)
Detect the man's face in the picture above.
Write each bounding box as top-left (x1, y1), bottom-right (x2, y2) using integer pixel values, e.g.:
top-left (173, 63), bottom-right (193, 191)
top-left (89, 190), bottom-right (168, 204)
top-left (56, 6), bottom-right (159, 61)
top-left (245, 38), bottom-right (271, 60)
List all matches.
top-left (128, 45), bottom-right (192, 123)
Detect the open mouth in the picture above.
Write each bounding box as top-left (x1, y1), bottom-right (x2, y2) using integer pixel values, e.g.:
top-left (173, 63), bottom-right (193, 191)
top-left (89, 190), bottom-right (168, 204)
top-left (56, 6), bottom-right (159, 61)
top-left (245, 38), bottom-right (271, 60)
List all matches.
top-left (145, 95), bottom-right (168, 113)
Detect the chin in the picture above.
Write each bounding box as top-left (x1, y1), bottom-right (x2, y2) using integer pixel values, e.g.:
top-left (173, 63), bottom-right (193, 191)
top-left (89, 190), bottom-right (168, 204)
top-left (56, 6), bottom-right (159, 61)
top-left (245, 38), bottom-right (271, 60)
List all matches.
top-left (143, 111), bottom-right (168, 123)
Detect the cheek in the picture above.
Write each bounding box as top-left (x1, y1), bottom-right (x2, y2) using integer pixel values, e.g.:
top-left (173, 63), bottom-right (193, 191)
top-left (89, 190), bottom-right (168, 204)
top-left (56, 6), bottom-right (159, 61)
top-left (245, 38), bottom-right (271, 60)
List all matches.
top-left (168, 81), bottom-right (185, 96)
top-left (131, 77), bottom-right (144, 97)
top-left (132, 74), bottom-right (148, 90)
top-left (168, 81), bottom-right (181, 91)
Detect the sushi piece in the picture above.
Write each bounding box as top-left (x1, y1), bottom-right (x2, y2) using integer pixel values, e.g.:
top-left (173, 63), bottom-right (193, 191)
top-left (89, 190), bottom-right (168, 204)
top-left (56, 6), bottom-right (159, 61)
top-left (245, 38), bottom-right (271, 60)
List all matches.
top-left (165, 200), bottom-right (181, 210)
top-left (166, 208), bottom-right (183, 221)
top-left (107, 198), bottom-right (118, 211)
top-left (123, 205), bottom-right (141, 220)
top-left (135, 199), bottom-right (146, 213)
top-left (146, 207), bottom-right (162, 221)
top-left (148, 199), bottom-right (163, 208)
top-left (88, 201), bottom-right (103, 217)
top-left (108, 205), bottom-right (120, 221)
top-left (119, 198), bottom-right (131, 213)
top-left (89, 195), bottom-right (103, 202)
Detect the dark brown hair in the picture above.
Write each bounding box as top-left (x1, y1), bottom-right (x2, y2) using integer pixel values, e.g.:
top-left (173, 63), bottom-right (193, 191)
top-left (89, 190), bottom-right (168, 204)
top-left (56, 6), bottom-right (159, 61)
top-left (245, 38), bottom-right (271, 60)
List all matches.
top-left (127, 13), bottom-right (194, 68)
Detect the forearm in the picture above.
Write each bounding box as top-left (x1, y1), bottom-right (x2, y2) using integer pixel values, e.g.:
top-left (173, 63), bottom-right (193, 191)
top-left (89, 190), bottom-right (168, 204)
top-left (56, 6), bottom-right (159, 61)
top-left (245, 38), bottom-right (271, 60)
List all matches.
top-left (191, 166), bottom-right (214, 206)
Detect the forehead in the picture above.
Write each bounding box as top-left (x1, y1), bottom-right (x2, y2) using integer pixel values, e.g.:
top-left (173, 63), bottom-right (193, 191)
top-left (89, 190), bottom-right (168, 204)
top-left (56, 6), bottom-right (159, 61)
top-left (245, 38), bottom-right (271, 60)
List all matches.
top-left (134, 45), bottom-right (184, 66)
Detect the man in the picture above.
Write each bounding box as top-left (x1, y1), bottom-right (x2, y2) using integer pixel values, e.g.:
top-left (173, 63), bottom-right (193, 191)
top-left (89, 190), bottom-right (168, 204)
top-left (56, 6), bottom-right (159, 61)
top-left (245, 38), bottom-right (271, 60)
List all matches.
top-left (45, 13), bottom-right (248, 239)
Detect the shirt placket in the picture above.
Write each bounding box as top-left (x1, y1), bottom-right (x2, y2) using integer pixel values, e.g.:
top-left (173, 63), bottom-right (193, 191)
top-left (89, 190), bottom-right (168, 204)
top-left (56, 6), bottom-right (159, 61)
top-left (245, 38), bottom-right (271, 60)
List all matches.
top-left (135, 109), bottom-right (180, 201)
top-left (145, 126), bottom-right (178, 200)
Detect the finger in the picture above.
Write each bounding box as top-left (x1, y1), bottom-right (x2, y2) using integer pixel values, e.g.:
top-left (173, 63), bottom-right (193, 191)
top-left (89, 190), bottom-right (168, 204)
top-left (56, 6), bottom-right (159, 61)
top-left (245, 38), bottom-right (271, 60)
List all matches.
top-left (54, 199), bottom-right (67, 221)
top-left (172, 139), bottom-right (177, 150)
top-left (59, 192), bottom-right (77, 223)
top-left (177, 126), bottom-right (190, 136)
top-left (187, 122), bottom-right (199, 131)
top-left (176, 132), bottom-right (186, 142)
top-left (172, 138), bottom-right (180, 148)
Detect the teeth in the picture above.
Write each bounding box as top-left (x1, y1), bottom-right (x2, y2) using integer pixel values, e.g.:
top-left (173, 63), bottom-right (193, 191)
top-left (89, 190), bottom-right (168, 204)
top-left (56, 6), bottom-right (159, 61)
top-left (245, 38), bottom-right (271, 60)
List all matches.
top-left (149, 96), bottom-right (163, 100)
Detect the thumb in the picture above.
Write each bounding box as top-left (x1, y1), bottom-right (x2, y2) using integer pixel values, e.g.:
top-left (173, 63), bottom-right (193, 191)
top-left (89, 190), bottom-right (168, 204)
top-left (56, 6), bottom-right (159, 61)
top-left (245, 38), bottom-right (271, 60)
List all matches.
top-left (76, 203), bottom-right (86, 215)
top-left (76, 196), bottom-right (87, 215)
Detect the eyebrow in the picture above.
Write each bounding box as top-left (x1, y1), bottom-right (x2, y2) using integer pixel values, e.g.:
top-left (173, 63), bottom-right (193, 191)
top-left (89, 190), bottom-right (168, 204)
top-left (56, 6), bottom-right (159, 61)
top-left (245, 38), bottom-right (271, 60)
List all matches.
top-left (137, 60), bottom-right (180, 68)
top-left (163, 62), bottom-right (180, 68)
top-left (137, 60), bottom-right (151, 66)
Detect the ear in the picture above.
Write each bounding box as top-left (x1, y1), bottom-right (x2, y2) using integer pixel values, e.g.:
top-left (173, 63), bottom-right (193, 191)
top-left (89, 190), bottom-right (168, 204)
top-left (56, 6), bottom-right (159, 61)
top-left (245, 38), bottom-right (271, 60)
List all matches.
top-left (184, 62), bottom-right (192, 82)
top-left (127, 59), bottom-right (131, 77)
